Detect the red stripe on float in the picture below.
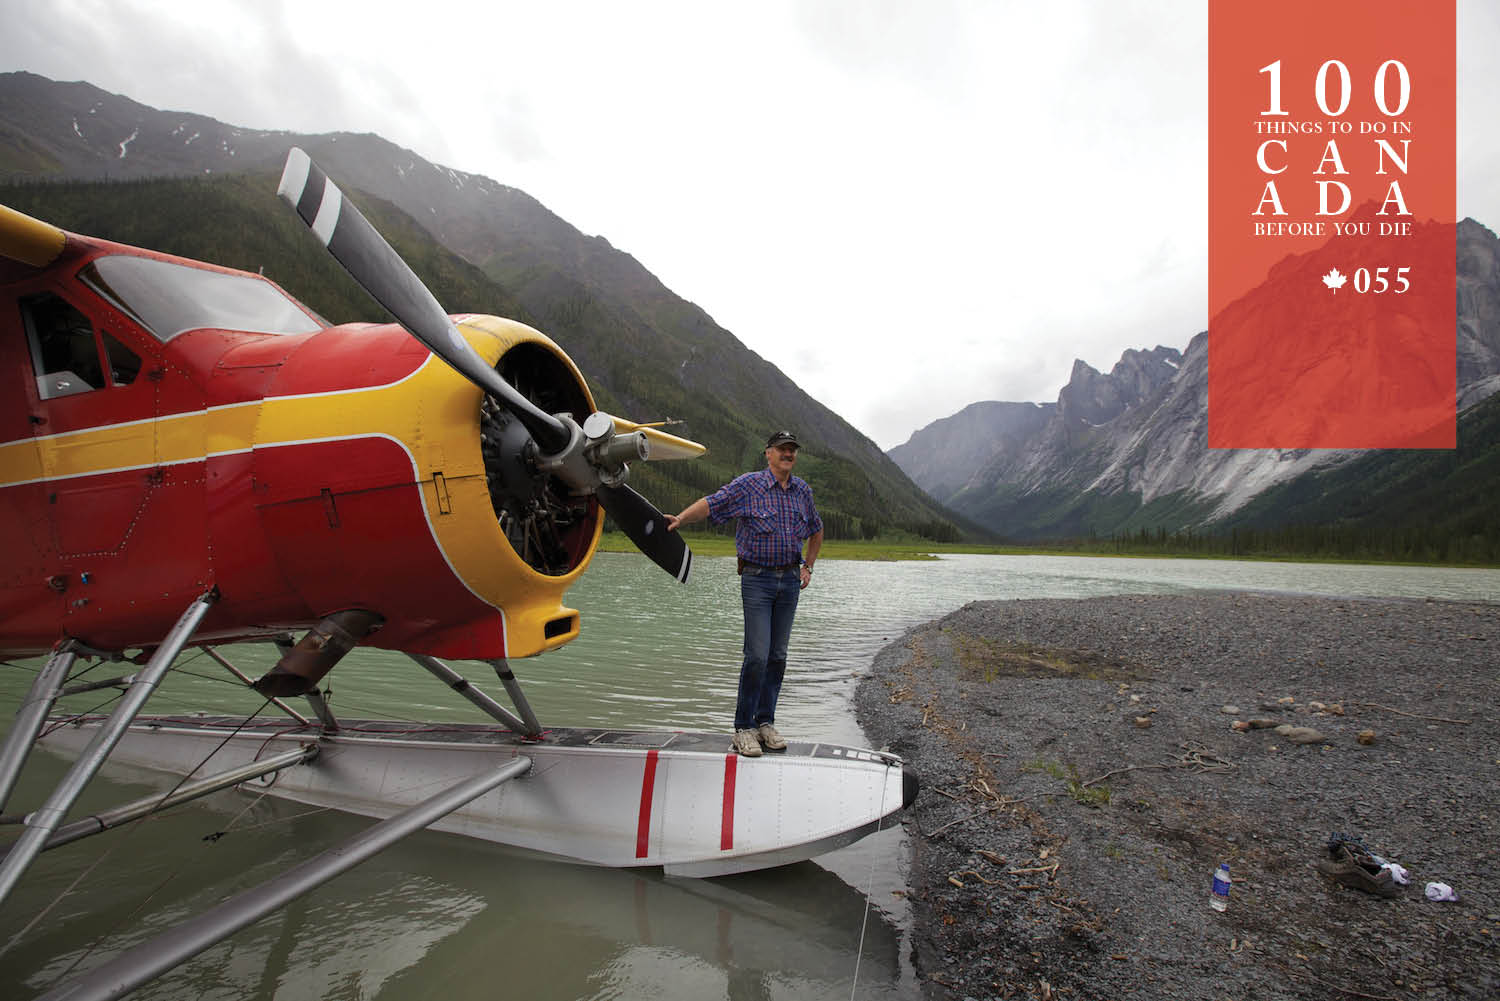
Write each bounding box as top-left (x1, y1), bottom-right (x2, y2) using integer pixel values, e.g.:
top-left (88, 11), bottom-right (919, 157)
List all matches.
top-left (636, 749), bottom-right (659, 859)
top-left (720, 754), bottom-right (737, 851)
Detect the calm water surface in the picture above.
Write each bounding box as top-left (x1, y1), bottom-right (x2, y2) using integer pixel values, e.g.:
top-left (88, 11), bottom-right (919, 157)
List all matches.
top-left (3, 553), bottom-right (1497, 999)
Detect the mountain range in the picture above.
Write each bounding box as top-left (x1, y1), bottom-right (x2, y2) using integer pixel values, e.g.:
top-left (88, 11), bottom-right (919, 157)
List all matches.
top-left (0, 71), bottom-right (967, 541)
top-left (889, 219), bottom-right (1500, 550)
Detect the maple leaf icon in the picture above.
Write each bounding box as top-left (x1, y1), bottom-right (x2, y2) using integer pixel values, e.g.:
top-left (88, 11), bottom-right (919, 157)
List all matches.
top-left (1321, 267), bottom-right (1348, 292)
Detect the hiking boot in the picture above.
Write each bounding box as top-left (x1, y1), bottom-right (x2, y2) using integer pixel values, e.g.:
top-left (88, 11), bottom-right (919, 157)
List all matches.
top-left (1315, 842), bottom-right (1402, 898)
top-left (732, 729), bottom-right (763, 757)
top-left (757, 723), bottom-right (788, 752)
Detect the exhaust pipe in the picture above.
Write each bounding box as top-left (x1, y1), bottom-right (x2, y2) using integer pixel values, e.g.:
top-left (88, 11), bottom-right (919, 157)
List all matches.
top-left (251, 609), bottom-right (383, 697)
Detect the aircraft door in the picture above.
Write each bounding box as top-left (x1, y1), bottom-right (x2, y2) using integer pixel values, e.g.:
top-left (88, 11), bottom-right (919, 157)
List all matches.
top-left (19, 288), bottom-right (158, 560)
top-left (0, 288), bottom-right (55, 631)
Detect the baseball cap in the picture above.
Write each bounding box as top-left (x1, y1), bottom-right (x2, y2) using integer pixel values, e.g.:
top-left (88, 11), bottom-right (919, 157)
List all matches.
top-left (766, 430), bottom-right (800, 449)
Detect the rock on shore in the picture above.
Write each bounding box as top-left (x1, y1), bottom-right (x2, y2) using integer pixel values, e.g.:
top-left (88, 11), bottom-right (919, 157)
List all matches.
top-left (855, 592), bottom-right (1499, 1000)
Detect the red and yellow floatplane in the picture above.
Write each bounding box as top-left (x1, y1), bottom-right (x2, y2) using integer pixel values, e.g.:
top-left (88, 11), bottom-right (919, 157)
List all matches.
top-left (0, 150), bottom-right (915, 999)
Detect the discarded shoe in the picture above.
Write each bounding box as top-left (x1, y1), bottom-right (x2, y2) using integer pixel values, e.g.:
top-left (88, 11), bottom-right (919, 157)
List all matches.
top-left (757, 723), bottom-right (788, 751)
top-left (1316, 841), bottom-right (1402, 898)
top-left (732, 729), bottom-right (763, 757)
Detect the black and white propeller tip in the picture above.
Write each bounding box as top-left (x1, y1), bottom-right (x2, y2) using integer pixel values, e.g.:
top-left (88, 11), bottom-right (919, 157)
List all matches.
top-left (276, 147), bottom-right (695, 583)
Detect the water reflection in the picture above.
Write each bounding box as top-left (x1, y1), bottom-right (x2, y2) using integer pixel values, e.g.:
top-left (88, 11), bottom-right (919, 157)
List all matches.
top-left (0, 757), bottom-right (906, 1000)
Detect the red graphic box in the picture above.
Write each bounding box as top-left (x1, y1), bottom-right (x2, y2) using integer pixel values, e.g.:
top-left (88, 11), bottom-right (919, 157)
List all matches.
top-left (1208, 0), bottom-right (1456, 448)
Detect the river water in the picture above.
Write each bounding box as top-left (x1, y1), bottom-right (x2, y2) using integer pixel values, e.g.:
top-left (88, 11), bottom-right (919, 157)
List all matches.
top-left (2, 553), bottom-right (1497, 999)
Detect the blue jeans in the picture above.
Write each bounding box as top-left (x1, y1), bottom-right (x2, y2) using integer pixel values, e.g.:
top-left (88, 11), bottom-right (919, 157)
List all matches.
top-left (736, 567), bottom-right (801, 730)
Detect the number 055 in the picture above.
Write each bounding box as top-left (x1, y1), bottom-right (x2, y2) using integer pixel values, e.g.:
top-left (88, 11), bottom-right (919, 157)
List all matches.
top-left (1353, 267), bottom-right (1410, 294)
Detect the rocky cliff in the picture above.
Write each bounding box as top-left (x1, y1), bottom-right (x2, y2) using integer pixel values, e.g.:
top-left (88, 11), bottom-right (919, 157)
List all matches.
top-left (892, 219), bottom-right (1500, 539)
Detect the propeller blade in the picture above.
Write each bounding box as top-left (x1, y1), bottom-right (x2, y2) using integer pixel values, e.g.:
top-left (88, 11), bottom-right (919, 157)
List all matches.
top-left (596, 484), bottom-right (692, 583)
top-left (277, 147), bottom-right (569, 453)
top-left (606, 415), bottom-right (707, 460)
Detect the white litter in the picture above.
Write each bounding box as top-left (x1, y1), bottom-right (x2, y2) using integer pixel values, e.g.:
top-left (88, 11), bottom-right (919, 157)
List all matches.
top-left (1424, 881), bottom-right (1458, 902)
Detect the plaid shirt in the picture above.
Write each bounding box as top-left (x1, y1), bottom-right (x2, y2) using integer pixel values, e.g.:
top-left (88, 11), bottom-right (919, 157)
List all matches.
top-left (706, 468), bottom-right (824, 566)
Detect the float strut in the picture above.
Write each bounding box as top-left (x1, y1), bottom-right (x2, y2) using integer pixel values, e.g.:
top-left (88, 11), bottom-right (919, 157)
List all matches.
top-left (273, 637), bottom-right (338, 731)
top-left (303, 691), bottom-right (339, 732)
top-left (0, 590), bottom-right (217, 908)
top-left (39, 755), bottom-right (532, 1001)
top-left (489, 658), bottom-right (543, 737)
top-left (0, 647), bottom-right (76, 813)
top-left (203, 647), bottom-right (310, 726)
top-left (408, 654), bottom-right (533, 735)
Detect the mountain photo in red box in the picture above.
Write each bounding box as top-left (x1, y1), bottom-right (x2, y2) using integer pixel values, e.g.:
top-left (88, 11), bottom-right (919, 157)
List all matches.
top-left (1208, 0), bottom-right (1457, 448)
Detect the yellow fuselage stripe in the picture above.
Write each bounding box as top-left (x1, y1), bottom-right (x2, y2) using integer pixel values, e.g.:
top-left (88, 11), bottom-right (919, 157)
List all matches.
top-left (0, 364), bottom-right (447, 486)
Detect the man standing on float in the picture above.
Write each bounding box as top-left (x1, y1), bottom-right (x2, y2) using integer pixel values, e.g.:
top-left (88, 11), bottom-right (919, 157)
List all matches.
top-left (665, 430), bottom-right (824, 757)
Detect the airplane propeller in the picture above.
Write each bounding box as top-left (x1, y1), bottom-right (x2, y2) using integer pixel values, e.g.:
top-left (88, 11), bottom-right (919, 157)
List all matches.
top-left (277, 147), bottom-right (694, 582)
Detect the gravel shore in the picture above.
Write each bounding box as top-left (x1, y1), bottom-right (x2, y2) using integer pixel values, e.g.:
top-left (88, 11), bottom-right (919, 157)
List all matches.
top-left (854, 592), bottom-right (1499, 1001)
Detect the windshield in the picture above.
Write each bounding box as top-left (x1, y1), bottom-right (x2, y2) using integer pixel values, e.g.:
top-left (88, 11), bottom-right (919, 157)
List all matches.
top-left (79, 254), bottom-right (325, 342)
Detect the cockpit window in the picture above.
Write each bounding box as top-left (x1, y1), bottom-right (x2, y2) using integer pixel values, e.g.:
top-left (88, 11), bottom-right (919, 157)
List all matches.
top-left (102, 331), bottom-right (142, 385)
top-left (21, 292), bottom-right (106, 399)
top-left (79, 254), bottom-right (325, 343)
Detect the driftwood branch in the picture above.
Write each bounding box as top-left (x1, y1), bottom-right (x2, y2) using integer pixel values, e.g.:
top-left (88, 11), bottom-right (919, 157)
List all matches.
top-left (1082, 744), bottom-right (1233, 788)
top-left (1354, 702), bottom-right (1471, 725)
top-left (924, 804), bottom-right (1000, 838)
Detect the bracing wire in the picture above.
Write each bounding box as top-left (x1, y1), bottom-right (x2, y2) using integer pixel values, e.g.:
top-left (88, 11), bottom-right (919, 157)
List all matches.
top-left (38, 696), bottom-right (275, 985)
top-left (12, 677), bottom-right (276, 985)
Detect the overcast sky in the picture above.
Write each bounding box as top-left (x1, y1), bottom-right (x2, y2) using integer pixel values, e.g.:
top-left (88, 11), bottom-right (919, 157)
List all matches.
top-left (5, 1), bottom-right (1499, 448)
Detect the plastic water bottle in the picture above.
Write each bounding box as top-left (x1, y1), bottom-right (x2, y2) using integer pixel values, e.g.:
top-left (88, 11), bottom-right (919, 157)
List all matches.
top-left (1210, 862), bottom-right (1231, 912)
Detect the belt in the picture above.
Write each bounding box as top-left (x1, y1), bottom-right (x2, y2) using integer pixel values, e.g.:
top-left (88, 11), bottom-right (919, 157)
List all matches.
top-left (737, 558), bottom-right (801, 574)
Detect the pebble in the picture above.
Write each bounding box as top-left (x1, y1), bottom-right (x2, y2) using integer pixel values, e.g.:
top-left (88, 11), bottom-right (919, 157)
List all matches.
top-left (1358, 729), bottom-right (1377, 745)
top-left (1221, 705), bottom-right (1241, 715)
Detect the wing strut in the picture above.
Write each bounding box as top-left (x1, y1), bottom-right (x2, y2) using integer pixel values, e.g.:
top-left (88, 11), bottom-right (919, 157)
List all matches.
top-left (0, 589), bottom-right (218, 909)
top-left (39, 755), bottom-right (532, 1001)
